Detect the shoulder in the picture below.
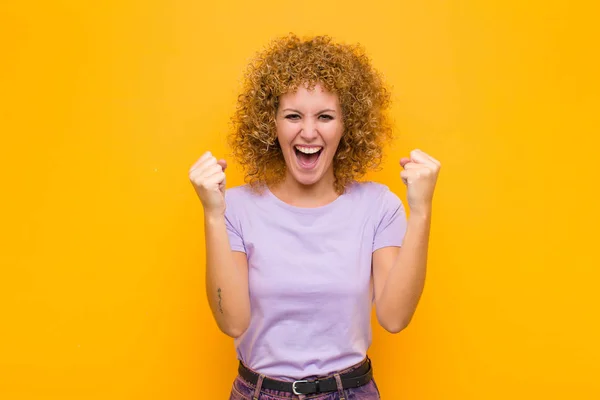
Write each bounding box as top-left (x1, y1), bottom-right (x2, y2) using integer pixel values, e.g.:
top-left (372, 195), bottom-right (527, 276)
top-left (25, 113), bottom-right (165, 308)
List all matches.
top-left (224, 184), bottom-right (270, 212)
top-left (349, 181), bottom-right (404, 212)
top-left (348, 180), bottom-right (398, 200)
top-left (224, 184), bottom-right (250, 200)
top-left (224, 185), bottom-right (251, 213)
top-left (225, 184), bottom-right (262, 201)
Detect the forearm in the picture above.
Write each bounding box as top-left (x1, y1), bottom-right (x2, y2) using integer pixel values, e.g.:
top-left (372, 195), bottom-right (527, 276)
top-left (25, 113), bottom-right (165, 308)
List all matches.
top-left (377, 210), bottom-right (431, 332)
top-left (204, 214), bottom-right (250, 338)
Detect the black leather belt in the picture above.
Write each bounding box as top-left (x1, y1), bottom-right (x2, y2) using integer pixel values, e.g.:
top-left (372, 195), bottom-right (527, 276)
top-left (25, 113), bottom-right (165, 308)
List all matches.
top-left (237, 358), bottom-right (373, 395)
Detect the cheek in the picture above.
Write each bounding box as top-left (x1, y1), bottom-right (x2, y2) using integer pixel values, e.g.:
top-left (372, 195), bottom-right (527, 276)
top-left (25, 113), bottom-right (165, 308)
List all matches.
top-left (276, 123), bottom-right (295, 144)
top-left (325, 125), bottom-right (344, 148)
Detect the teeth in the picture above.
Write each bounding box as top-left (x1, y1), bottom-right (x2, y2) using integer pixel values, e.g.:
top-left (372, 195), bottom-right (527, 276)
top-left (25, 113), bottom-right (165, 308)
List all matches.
top-left (295, 146), bottom-right (322, 154)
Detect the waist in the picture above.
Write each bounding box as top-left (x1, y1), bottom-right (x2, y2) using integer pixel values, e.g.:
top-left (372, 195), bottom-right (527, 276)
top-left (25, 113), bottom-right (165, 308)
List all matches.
top-left (235, 325), bottom-right (372, 380)
top-left (235, 349), bottom-right (371, 381)
top-left (237, 356), bottom-right (373, 396)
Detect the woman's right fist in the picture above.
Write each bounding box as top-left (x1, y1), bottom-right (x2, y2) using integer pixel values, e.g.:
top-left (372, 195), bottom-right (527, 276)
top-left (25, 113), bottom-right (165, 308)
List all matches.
top-left (189, 151), bottom-right (228, 215)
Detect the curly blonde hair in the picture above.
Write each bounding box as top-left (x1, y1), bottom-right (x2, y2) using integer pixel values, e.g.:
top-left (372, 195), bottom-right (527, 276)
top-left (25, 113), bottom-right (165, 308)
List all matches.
top-left (228, 33), bottom-right (393, 193)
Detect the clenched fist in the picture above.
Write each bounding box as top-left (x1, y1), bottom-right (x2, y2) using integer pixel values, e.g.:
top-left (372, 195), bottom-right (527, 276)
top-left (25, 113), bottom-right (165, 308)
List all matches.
top-left (189, 151), bottom-right (228, 216)
top-left (400, 149), bottom-right (441, 216)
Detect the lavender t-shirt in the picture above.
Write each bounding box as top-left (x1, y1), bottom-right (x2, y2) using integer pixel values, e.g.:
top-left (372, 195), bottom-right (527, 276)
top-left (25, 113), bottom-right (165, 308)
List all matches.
top-left (224, 181), bottom-right (407, 381)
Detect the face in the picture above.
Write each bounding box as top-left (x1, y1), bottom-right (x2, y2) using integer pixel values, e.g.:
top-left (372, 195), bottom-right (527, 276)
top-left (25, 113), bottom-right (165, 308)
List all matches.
top-left (275, 83), bottom-right (344, 188)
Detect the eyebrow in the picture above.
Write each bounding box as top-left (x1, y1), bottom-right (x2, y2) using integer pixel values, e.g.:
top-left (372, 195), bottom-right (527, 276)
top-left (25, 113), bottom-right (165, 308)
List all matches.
top-left (282, 108), bottom-right (337, 115)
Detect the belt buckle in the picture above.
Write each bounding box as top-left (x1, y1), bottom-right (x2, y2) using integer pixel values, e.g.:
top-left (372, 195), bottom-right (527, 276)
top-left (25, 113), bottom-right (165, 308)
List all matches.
top-left (292, 380), bottom-right (308, 395)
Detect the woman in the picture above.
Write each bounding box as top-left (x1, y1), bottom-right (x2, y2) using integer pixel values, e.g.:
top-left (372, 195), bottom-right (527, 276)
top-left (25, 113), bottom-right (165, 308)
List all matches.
top-left (189, 34), bottom-right (440, 399)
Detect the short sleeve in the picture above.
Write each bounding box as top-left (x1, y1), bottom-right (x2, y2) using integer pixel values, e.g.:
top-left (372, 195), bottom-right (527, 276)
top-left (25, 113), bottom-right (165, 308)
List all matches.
top-left (372, 187), bottom-right (408, 252)
top-left (224, 189), bottom-right (246, 253)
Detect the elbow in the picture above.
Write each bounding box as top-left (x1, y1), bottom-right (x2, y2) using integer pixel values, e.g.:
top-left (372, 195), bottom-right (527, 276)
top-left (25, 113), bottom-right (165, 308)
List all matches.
top-left (222, 326), bottom-right (246, 339)
top-left (383, 321), bottom-right (409, 334)
top-left (378, 314), bottom-right (412, 334)
top-left (219, 318), bottom-right (250, 339)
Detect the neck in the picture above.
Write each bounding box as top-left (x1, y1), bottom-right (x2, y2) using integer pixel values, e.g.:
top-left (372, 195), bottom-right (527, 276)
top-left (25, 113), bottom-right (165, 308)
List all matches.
top-left (271, 169), bottom-right (338, 208)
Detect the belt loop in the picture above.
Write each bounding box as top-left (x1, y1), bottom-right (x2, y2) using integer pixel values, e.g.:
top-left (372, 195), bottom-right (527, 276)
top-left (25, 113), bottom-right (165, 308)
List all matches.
top-left (334, 373), bottom-right (345, 400)
top-left (252, 374), bottom-right (265, 400)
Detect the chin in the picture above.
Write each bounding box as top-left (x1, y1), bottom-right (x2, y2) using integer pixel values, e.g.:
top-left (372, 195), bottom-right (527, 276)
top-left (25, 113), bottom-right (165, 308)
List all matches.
top-left (290, 169), bottom-right (325, 187)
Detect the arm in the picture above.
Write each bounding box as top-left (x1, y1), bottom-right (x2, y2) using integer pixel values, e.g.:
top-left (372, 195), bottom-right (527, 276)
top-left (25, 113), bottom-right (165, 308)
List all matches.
top-left (204, 214), bottom-right (251, 338)
top-left (372, 211), bottom-right (431, 333)
top-left (373, 149), bottom-right (440, 333)
top-left (189, 151), bottom-right (251, 339)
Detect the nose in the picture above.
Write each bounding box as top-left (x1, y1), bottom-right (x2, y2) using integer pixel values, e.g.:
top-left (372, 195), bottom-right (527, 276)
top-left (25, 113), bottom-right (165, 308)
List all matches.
top-left (299, 120), bottom-right (318, 141)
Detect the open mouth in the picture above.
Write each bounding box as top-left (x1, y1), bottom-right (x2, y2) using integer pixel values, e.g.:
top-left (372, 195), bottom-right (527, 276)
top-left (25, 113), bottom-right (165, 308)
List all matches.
top-left (294, 145), bottom-right (323, 170)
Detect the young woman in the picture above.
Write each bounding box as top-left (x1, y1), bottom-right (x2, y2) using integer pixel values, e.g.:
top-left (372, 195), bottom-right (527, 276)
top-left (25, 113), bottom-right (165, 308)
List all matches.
top-left (189, 34), bottom-right (441, 399)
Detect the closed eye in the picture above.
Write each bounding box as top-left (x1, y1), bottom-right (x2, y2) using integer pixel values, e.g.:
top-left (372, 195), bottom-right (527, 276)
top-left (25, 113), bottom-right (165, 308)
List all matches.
top-left (319, 114), bottom-right (334, 120)
top-left (284, 114), bottom-right (301, 120)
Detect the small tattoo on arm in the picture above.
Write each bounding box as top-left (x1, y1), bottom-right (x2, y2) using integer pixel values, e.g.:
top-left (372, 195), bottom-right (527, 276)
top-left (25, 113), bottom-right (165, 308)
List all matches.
top-left (217, 288), bottom-right (223, 314)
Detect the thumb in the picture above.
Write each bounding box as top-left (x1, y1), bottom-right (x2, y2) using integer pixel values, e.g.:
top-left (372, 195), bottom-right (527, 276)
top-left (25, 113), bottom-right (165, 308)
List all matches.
top-left (217, 159), bottom-right (228, 171)
top-left (399, 157), bottom-right (411, 168)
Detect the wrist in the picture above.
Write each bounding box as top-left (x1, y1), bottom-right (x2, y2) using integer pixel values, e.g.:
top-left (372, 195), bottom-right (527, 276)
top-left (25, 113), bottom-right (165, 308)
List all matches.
top-left (408, 206), bottom-right (432, 221)
top-left (204, 210), bottom-right (225, 224)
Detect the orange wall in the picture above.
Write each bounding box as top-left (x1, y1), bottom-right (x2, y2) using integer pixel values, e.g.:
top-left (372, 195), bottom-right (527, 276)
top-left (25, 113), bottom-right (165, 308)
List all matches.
top-left (1, 1), bottom-right (599, 399)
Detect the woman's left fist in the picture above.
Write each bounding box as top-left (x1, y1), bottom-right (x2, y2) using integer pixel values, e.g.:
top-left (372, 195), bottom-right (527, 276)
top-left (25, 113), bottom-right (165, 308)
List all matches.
top-left (400, 149), bottom-right (441, 216)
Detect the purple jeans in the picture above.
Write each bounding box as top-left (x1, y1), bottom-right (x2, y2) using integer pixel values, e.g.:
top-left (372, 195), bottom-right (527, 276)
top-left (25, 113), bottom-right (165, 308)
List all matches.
top-left (228, 358), bottom-right (381, 400)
